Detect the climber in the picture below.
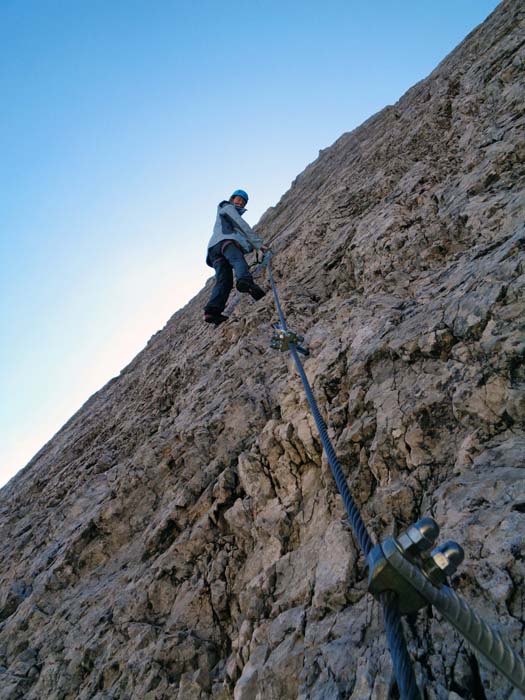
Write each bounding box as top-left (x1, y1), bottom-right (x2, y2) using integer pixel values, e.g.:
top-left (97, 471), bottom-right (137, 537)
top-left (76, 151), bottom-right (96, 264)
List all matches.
top-left (204, 189), bottom-right (269, 326)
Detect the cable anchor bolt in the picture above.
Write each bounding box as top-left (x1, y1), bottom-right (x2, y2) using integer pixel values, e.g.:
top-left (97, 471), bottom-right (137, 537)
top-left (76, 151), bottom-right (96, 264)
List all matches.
top-left (270, 324), bottom-right (310, 356)
top-left (367, 517), bottom-right (464, 614)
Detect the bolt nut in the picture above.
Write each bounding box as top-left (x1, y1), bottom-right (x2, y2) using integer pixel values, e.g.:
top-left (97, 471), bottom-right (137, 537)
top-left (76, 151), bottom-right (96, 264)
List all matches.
top-left (423, 540), bottom-right (465, 586)
top-left (431, 541), bottom-right (465, 575)
top-left (397, 517), bottom-right (440, 557)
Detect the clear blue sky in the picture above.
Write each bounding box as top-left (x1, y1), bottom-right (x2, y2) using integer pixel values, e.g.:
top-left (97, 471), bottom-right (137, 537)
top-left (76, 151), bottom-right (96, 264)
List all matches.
top-left (0, 0), bottom-right (500, 488)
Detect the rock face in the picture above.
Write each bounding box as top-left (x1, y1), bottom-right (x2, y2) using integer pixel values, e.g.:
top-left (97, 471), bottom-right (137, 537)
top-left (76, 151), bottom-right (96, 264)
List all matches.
top-left (1, 2), bottom-right (524, 698)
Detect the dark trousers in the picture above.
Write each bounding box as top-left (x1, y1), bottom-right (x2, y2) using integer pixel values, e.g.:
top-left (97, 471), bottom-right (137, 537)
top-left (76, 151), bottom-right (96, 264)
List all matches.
top-left (205, 241), bottom-right (253, 314)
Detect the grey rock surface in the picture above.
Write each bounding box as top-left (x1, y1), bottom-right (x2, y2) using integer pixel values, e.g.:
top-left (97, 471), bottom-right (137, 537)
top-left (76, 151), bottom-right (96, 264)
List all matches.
top-left (1, 1), bottom-right (524, 698)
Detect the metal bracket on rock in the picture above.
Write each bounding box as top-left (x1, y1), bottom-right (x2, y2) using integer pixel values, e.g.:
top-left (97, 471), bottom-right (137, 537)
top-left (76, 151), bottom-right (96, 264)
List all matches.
top-left (368, 517), bottom-right (464, 615)
top-left (368, 517), bottom-right (525, 692)
top-left (270, 324), bottom-right (310, 356)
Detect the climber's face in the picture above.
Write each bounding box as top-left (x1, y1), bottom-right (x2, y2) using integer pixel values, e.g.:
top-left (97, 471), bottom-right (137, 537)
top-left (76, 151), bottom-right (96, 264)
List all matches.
top-left (231, 195), bottom-right (247, 207)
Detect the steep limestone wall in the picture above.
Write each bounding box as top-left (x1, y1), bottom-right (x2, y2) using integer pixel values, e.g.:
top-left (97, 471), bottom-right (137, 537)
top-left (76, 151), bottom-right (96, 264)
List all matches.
top-left (1, 1), bottom-right (524, 699)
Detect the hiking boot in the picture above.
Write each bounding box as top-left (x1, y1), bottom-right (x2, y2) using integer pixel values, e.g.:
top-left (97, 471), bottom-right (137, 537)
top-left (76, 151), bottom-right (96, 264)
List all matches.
top-left (204, 312), bottom-right (228, 326)
top-left (236, 278), bottom-right (266, 301)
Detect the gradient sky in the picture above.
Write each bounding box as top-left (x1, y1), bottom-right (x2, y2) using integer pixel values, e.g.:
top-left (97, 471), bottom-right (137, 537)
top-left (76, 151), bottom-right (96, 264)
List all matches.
top-left (0, 0), bottom-right (500, 489)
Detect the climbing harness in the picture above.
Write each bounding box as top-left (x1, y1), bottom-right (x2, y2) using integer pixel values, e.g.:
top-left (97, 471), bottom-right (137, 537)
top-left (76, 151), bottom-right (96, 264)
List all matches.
top-left (262, 251), bottom-right (525, 698)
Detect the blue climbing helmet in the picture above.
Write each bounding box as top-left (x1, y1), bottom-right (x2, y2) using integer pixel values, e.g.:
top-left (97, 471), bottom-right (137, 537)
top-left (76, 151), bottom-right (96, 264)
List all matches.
top-left (231, 189), bottom-right (249, 203)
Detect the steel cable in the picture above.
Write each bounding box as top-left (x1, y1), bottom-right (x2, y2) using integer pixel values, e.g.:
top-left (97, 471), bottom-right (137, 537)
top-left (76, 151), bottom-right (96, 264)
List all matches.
top-left (288, 343), bottom-right (373, 556)
top-left (264, 255), bottom-right (422, 700)
top-left (381, 591), bottom-right (423, 700)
